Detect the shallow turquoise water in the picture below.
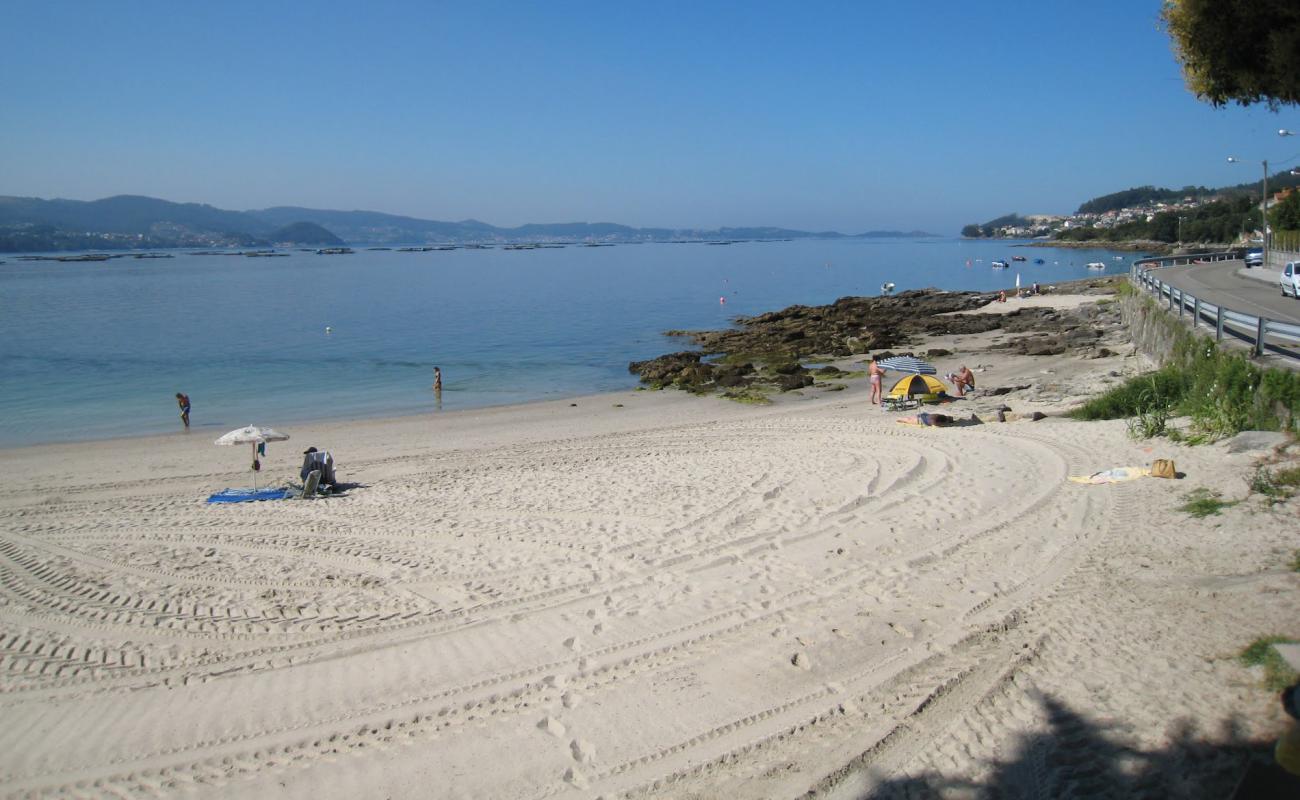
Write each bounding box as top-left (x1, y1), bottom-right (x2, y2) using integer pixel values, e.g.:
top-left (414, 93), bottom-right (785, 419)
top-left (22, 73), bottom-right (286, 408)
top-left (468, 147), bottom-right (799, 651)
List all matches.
top-left (0, 239), bottom-right (1135, 446)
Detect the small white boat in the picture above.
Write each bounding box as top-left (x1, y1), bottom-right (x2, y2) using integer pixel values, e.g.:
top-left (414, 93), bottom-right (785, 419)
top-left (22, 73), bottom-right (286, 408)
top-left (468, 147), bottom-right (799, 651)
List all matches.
top-left (880, 282), bottom-right (896, 294)
top-left (1086, 261), bottom-right (1106, 269)
top-left (991, 260), bottom-right (1010, 269)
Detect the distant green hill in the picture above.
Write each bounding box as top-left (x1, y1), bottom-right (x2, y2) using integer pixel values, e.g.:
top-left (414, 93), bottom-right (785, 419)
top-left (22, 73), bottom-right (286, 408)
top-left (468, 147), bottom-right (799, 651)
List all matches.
top-left (1075, 171), bottom-right (1300, 216)
top-left (270, 221), bottom-right (344, 245)
top-left (0, 194), bottom-right (272, 235)
top-left (0, 193), bottom-right (937, 252)
top-left (1076, 186), bottom-right (1213, 214)
top-left (250, 206), bottom-right (496, 242)
top-left (960, 214), bottom-right (1034, 238)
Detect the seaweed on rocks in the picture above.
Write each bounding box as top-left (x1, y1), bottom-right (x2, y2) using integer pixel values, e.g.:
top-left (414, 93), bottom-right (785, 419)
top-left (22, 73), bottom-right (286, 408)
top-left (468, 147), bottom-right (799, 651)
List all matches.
top-left (629, 285), bottom-right (1124, 397)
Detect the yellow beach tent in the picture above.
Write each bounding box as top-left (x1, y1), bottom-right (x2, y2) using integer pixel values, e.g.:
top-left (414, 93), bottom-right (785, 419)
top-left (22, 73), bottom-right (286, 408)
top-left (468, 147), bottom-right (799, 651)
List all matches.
top-left (887, 373), bottom-right (948, 400)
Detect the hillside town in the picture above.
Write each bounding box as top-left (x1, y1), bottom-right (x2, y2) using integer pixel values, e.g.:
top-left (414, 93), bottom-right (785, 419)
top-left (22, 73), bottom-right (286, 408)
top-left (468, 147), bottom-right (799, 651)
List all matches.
top-left (978, 183), bottom-right (1300, 244)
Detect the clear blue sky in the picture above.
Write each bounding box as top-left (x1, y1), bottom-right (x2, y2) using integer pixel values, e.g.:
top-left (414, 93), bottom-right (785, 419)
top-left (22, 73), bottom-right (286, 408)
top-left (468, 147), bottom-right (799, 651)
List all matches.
top-left (3, 1), bottom-right (1298, 234)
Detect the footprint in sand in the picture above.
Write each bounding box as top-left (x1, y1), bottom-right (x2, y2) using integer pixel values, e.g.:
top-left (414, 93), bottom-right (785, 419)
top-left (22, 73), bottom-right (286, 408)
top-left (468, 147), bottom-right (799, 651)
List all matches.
top-left (570, 738), bottom-right (595, 764)
top-left (538, 716), bottom-right (566, 738)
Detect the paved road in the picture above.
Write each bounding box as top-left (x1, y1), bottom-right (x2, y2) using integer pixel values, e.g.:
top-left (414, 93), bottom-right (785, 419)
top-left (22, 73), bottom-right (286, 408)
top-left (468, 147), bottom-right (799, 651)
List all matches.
top-left (1158, 259), bottom-right (1300, 324)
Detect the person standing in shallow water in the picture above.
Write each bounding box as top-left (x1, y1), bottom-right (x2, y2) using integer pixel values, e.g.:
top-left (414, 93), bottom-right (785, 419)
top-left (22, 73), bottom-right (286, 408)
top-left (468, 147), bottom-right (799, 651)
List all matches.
top-left (175, 392), bottom-right (190, 428)
top-left (433, 367), bottom-right (442, 393)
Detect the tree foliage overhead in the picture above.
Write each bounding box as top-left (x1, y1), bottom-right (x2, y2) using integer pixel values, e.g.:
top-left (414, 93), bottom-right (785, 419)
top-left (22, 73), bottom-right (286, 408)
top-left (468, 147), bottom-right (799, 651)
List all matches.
top-left (1162, 0), bottom-right (1300, 108)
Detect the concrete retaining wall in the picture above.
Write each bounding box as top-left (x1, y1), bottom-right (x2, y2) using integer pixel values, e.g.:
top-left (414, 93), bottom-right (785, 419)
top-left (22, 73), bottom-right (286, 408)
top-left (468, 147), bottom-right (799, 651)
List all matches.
top-left (1119, 291), bottom-right (1188, 365)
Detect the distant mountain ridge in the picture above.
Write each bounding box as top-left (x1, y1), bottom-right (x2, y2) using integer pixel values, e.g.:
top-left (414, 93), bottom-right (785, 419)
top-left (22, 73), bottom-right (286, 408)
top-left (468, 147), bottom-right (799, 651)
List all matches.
top-left (0, 195), bottom-right (272, 235)
top-left (245, 204), bottom-right (936, 243)
top-left (0, 194), bottom-right (938, 252)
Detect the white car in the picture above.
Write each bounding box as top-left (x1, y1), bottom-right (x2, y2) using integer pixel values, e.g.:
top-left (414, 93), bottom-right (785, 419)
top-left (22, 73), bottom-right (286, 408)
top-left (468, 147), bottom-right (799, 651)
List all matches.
top-left (1282, 262), bottom-right (1300, 298)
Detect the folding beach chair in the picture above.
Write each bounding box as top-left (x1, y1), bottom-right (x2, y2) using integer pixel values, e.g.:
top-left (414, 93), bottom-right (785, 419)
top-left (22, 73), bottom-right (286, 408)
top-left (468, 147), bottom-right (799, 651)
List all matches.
top-left (300, 469), bottom-right (321, 499)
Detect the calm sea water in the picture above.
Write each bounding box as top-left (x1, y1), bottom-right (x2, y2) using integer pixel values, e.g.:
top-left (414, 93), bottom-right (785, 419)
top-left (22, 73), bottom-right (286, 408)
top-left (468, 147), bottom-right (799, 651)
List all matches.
top-left (0, 239), bottom-right (1136, 447)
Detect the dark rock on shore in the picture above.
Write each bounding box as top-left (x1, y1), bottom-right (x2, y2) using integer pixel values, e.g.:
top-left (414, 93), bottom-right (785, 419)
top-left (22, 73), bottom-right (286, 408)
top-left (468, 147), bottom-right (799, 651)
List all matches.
top-left (630, 280), bottom-right (1123, 398)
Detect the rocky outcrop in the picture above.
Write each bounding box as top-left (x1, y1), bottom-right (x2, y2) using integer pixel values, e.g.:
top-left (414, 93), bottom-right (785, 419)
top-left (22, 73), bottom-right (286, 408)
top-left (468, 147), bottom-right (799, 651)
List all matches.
top-left (666, 290), bottom-right (994, 363)
top-left (630, 280), bottom-right (1123, 397)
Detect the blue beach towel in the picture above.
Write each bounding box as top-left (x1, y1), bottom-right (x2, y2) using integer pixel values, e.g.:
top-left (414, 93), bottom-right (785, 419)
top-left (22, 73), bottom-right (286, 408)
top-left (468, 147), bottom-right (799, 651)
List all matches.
top-left (206, 488), bottom-right (294, 503)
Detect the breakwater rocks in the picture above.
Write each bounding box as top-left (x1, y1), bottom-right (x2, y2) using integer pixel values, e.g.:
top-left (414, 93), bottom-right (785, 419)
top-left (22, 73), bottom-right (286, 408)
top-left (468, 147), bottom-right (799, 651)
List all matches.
top-left (629, 284), bottom-right (1122, 397)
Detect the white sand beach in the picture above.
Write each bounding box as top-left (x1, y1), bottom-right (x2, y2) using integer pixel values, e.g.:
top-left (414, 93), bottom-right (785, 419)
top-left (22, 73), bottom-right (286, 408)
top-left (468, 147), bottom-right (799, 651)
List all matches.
top-left (1, 294), bottom-right (1297, 798)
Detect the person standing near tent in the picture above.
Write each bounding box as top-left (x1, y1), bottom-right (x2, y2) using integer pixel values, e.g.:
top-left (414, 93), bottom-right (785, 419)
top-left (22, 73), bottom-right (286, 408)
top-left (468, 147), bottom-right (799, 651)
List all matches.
top-left (868, 359), bottom-right (884, 405)
top-left (175, 392), bottom-right (190, 428)
top-left (952, 366), bottom-right (975, 397)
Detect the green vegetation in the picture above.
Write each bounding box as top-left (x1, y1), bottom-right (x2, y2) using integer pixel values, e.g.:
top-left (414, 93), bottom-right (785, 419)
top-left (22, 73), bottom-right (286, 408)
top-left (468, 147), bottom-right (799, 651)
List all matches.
top-left (1249, 464), bottom-right (1300, 503)
top-left (1076, 186), bottom-right (1212, 215)
top-left (1068, 297), bottom-right (1300, 439)
top-left (1126, 400), bottom-right (1172, 440)
top-left (1057, 195), bottom-right (1260, 244)
top-left (722, 387), bottom-right (772, 405)
top-left (1291, 551), bottom-right (1300, 572)
top-left (1163, 0), bottom-right (1300, 109)
top-left (1178, 488), bottom-right (1239, 517)
top-left (1070, 368), bottom-right (1187, 422)
top-left (1269, 189), bottom-right (1300, 234)
top-left (1239, 636), bottom-right (1300, 691)
top-left (960, 213), bottom-right (1033, 238)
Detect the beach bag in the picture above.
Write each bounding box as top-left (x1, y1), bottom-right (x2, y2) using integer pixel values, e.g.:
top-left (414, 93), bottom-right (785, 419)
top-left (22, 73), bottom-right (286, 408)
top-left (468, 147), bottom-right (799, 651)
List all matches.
top-left (1150, 459), bottom-right (1176, 479)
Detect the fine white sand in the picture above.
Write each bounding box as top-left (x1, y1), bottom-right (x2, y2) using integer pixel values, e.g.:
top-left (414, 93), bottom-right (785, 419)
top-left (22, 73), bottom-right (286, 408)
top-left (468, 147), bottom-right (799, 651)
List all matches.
top-left (0, 295), bottom-right (1296, 798)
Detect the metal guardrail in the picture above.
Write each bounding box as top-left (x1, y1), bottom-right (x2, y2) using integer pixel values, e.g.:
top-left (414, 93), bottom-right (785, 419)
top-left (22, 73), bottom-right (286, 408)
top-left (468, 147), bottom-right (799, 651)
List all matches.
top-left (1130, 252), bottom-right (1300, 360)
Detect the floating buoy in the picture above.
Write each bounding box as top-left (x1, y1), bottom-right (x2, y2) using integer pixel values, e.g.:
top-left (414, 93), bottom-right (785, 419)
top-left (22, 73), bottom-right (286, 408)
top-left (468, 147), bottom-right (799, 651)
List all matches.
top-left (325, 326), bottom-right (332, 334)
top-left (719, 296), bottom-right (726, 305)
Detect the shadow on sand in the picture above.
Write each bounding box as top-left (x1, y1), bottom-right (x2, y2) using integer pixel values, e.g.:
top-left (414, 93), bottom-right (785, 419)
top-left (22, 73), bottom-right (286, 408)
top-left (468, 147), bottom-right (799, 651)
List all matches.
top-left (859, 693), bottom-right (1296, 799)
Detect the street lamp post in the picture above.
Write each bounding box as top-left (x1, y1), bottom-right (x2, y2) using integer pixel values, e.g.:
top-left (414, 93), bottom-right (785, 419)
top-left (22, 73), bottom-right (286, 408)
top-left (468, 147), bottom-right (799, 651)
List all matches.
top-left (1227, 156), bottom-right (1268, 267)
top-left (1227, 128), bottom-right (1295, 269)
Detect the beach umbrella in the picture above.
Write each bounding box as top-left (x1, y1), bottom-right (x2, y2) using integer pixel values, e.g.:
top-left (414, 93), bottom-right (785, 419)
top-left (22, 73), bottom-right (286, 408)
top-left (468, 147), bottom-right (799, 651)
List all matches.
top-left (215, 425), bottom-right (289, 489)
top-left (875, 355), bottom-right (937, 375)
